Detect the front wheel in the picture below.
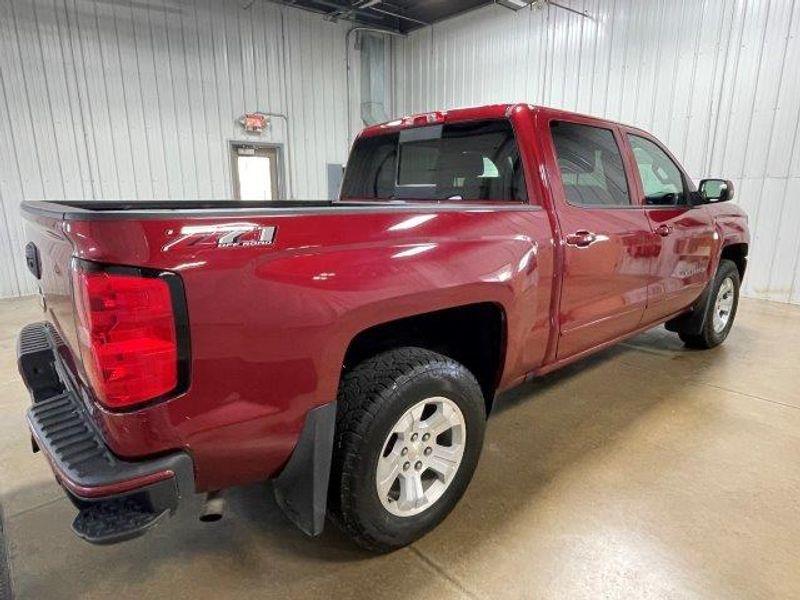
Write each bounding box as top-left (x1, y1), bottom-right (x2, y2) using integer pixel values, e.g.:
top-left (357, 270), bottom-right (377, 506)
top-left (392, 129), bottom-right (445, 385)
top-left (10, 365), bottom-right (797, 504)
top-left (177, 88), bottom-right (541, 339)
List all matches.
top-left (329, 347), bottom-right (486, 553)
top-left (679, 259), bottom-right (741, 349)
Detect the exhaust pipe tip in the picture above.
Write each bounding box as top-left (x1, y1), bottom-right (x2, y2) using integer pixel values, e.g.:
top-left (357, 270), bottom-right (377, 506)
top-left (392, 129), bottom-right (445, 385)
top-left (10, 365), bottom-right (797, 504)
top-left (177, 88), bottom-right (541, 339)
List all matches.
top-left (200, 490), bottom-right (225, 522)
top-left (199, 512), bottom-right (223, 523)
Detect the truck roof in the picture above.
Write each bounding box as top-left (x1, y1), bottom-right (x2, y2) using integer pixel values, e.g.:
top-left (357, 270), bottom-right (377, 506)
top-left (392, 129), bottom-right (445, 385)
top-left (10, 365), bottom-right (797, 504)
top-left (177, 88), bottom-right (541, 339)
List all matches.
top-left (359, 103), bottom-right (634, 138)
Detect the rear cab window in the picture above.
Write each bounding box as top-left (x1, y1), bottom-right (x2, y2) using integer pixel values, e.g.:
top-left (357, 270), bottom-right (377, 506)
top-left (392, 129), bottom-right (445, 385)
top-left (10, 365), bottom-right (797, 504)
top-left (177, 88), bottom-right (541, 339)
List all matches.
top-left (340, 119), bottom-right (527, 202)
top-left (549, 121), bottom-right (631, 207)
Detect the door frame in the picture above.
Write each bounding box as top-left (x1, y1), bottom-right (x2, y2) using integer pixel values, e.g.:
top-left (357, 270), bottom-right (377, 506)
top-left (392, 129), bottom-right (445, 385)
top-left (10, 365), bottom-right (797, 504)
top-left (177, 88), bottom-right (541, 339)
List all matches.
top-left (229, 141), bottom-right (285, 200)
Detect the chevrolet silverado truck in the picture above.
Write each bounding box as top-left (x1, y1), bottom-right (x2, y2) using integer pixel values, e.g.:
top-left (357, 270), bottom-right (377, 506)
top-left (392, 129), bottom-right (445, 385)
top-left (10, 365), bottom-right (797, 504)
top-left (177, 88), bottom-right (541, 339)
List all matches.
top-left (18, 104), bottom-right (748, 552)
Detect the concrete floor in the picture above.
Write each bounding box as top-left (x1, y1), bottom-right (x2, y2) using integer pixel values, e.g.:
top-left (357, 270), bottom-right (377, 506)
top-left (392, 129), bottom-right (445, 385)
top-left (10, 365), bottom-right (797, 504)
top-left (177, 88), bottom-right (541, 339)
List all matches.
top-left (1, 296), bottom-right (799, 599)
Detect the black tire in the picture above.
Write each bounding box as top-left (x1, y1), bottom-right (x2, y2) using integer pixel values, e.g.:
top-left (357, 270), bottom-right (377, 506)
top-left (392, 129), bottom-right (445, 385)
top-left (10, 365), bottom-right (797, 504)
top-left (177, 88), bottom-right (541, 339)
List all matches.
top-left (329, 347), bottom-right (486, 553)
top-left (679, 259), bottom-right (740, 349)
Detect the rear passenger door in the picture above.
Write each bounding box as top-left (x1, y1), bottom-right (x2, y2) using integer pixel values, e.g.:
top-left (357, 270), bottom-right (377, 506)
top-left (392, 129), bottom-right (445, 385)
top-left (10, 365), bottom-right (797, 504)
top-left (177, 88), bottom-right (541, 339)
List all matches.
top-left (546, 118), bottom-right (657, 359)
top-left (622, 131), bottom-right (716, 323)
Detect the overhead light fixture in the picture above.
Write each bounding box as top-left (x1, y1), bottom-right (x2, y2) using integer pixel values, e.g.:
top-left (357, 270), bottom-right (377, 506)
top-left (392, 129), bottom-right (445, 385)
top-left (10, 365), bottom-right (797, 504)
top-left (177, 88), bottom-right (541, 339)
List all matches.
top-left (496, 0), bottom-right (592, 18)
top-left (495, 0), bottom-right (532, 9)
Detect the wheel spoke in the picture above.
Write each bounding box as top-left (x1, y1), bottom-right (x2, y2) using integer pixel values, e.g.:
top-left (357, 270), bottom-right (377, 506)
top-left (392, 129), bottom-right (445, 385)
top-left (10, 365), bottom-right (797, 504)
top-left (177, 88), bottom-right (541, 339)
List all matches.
top-left (393, 412), bottom-right (415, 437)
top-left (376, 457), bottom-right (402, 498)
top-left (427, 444), bottom-right (460, 482)
top-left (420, 403), bottom-right (455, 438)
top-left (409, 403), bottom-right (426, 428)
top-left (399, 472), bottom-right (425, 509)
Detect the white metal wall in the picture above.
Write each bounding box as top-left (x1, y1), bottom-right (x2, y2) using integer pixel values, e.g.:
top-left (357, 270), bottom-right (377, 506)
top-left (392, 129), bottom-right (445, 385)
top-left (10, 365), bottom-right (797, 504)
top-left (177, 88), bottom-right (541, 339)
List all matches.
top-left (393, 0), bottom-right (800, 304)
top-left (0, 0), bottom-right (352, 297)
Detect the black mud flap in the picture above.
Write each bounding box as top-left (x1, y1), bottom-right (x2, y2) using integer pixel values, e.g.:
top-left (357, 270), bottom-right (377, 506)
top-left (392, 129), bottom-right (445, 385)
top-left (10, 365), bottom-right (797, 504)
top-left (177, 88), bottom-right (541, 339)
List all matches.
top-left (665, 279), bottom-right (715, 336)
top-left (273, 402), bottom-right (337, 537)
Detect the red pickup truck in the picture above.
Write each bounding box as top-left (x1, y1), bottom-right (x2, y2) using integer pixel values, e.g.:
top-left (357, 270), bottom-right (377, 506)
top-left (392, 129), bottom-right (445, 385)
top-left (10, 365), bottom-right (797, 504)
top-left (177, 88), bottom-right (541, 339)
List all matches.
top-left (18, 104), bottom-right (748, 552)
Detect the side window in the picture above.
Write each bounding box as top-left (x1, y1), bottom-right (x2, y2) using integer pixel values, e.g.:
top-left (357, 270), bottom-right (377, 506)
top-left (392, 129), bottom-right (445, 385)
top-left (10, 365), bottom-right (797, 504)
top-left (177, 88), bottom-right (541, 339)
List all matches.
top-left (627, 135), bottom-right (686, 205)
top-left (550, 121), bottom-right (631, 207)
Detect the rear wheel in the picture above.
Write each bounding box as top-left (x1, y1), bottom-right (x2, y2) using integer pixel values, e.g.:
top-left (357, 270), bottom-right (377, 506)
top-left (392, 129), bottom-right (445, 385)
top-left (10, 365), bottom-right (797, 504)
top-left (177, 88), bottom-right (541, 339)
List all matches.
top-left (678, 259), bottom-right (740, 349)
top-left (329, 347), bottom-right (486, 553)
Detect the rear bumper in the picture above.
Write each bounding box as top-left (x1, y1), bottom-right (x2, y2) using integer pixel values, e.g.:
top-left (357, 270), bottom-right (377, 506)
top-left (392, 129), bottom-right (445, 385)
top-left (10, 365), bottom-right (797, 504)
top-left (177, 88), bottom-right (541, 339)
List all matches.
top-left (18, 322), bottom-right (195, 544)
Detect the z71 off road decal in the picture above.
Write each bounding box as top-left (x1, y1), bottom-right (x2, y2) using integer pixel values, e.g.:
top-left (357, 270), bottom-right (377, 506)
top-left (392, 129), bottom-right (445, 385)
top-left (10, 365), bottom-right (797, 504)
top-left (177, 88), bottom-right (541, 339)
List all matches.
top-left (163, 223), bottom-right (276, 251)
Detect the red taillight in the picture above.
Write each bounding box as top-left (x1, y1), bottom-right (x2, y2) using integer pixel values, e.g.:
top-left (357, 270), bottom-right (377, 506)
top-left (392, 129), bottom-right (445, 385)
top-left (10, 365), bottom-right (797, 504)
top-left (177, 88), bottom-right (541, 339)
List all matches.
top-left (72, 265), bottom-right (180, 409)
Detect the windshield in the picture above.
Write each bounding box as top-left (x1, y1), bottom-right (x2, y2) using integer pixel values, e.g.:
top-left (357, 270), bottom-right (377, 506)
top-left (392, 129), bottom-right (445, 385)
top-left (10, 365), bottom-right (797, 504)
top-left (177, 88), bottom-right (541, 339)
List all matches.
top-left (340, 119), bottom-right (527, 202)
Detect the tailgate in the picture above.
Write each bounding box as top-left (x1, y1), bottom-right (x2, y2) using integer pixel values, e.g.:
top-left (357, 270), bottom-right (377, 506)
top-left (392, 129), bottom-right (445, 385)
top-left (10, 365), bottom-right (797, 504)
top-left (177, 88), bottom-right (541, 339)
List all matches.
top-left (22, 209), bottom-right (80, 360)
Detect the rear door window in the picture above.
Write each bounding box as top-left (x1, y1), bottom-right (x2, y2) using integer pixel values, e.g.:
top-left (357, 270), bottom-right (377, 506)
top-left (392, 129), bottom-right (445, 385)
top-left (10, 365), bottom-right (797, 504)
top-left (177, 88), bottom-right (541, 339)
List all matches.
top-left (341, 119), bottom-right (526, 202)
top-left (550, 121), bottom-right (631, 207)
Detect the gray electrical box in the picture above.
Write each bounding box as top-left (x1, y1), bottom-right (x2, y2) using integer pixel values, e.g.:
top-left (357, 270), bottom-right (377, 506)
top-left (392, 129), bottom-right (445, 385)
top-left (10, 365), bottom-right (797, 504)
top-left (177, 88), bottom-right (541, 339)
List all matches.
top-left (327, 163), bottom-right (345, 200)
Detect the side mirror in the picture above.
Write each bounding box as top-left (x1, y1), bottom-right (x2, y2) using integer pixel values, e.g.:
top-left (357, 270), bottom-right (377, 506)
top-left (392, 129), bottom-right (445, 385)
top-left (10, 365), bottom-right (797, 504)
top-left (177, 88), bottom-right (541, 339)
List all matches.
top-left (698, 178), bottom-right (734, 203)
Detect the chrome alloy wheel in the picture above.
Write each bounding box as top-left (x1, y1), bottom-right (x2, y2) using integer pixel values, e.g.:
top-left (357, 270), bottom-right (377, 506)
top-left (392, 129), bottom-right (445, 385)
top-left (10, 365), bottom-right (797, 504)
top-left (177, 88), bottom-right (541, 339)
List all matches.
top-left (713, 276), bottom-right (735, 334)
top-left (376, 396), bottom-right (466, 517)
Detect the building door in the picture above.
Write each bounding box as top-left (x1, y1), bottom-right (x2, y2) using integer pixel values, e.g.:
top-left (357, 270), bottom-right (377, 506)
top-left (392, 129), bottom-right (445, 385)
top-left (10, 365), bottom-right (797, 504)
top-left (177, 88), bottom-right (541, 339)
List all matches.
top-left (231, 143), bottom-right (281, 200)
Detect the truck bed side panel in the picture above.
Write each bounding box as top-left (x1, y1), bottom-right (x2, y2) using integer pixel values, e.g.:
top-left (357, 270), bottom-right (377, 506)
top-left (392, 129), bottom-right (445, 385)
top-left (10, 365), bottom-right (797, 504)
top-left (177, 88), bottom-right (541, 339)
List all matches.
top-left (57, 206), bottom-right (554, 491)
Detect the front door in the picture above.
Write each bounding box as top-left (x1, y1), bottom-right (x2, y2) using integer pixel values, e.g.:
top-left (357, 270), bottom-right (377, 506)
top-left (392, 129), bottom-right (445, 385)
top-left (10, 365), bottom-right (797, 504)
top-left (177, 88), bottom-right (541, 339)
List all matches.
top-left (546, 118), bottom-right (657, 359)
top-left (622, 132), bottom-right (716, 323)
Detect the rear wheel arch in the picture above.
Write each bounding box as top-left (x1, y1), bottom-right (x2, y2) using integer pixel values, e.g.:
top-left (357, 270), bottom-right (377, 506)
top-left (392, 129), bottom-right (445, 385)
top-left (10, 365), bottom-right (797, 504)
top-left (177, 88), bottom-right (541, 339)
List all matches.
top-left (340, 302), bottom-right (508, 416)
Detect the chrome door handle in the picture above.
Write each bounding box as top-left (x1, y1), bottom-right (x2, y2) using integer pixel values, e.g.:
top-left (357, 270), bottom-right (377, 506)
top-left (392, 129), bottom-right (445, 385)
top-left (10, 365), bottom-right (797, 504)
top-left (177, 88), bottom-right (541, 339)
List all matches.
top-left (565, 230), bottom-right (597, 247)
top-left (655, 224), bottom-right (673, 237)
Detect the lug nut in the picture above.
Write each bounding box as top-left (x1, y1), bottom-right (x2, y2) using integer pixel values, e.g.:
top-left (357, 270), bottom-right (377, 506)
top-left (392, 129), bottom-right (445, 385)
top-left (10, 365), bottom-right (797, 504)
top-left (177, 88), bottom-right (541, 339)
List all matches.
top-left (414, 461), bottom-right (423, 471)
top-left (401, 447), bottom-right (408, 456)
top-left (410, 433), bottom-right (418, 442)
top-left (403, 461), bottom-right (411, 471)
top-left (424, 447), bottom-right (432, 456)
top-left (422, 433), bottom-right (430, 442)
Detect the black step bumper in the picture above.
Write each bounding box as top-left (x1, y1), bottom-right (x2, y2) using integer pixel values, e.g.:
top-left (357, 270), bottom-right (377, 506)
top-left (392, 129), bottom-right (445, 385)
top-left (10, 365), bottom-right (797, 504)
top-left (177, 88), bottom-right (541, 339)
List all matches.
top-left (18, 322), bottom-right (195, 544)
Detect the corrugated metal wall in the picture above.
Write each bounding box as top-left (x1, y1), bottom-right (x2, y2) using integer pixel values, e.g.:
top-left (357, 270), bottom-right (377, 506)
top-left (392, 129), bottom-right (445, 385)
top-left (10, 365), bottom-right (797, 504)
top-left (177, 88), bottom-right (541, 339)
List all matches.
top-left (0, 0), bottom-right (352, 297)
top-left (393, 0), bottom-right (800, 304)
top-left (3, 0), bottom-right (798, 303)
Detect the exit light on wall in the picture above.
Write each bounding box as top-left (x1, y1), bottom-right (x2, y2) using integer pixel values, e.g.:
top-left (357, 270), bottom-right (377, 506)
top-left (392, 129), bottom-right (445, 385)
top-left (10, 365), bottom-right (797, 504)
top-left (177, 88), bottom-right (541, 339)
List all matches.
top-left (239, 112), bottom-right (269, 134)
